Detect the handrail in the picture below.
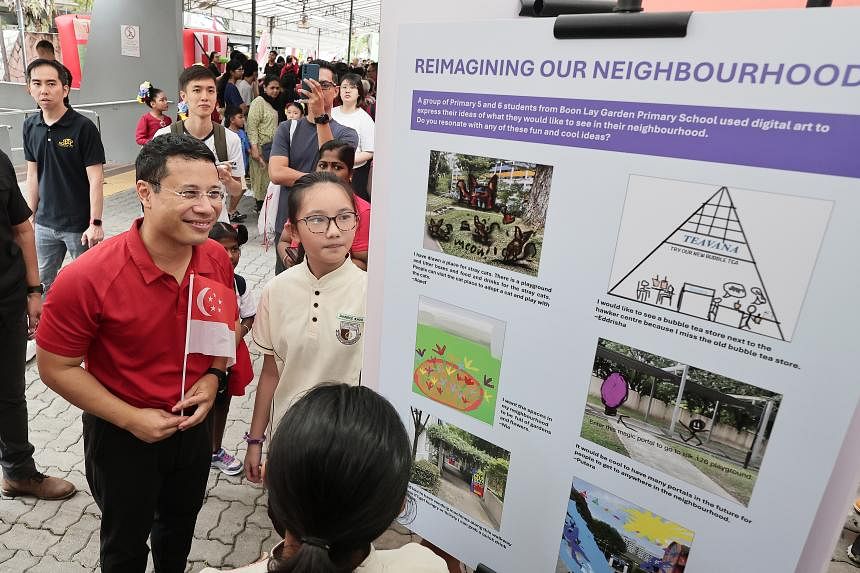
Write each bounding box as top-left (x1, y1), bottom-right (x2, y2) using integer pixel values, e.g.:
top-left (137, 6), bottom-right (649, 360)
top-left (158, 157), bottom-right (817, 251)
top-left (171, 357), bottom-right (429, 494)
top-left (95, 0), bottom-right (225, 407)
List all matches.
top-left (0, 107), bottom-right (101, 132)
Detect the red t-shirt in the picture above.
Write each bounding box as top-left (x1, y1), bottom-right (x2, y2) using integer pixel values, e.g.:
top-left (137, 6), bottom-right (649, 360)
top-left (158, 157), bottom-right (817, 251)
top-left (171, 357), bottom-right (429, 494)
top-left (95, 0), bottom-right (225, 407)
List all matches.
top-left (135, 113), bottom-right (172, 145)
top-left (37, 219), bottom-right (235, 411)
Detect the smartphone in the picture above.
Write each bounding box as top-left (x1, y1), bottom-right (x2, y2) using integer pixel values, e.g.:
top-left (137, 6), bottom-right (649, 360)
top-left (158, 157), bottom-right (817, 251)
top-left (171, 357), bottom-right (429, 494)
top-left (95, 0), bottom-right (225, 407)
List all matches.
top-left (300, 63), bottom-right (319, 91)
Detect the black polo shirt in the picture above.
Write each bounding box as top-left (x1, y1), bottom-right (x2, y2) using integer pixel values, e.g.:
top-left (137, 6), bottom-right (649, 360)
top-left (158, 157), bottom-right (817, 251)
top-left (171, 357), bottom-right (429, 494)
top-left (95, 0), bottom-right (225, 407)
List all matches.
top-left (23, 107), bottom-right (105, 233)
top-left (0, 149), bottom-right (31, 308)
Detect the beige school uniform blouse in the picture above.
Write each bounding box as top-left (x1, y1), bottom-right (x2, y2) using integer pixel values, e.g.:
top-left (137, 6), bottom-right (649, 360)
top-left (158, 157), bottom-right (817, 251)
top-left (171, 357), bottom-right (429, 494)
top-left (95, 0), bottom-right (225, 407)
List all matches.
top-left (199, 542), bottom-right (449, 572)
top-left (252, 259), bottom-right (367, 426)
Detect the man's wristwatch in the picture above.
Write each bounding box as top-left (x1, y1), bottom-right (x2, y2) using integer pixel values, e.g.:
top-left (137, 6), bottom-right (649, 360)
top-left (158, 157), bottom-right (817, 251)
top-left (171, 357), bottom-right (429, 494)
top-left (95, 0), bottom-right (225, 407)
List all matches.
top-left (313, 113), bottom-right (330, 125)
top-left (26, 283), bottom-right (45, 295)
top-left (91, 219), bottom-right (102, 227)
top-left (205, 367), bottom-right (229, 395)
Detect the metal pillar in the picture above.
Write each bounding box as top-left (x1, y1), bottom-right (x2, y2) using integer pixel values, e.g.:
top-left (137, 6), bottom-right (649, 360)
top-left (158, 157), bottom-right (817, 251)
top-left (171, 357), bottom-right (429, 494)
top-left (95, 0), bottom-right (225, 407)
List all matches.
top-left (250, 0), bottom-right (256, 60)
top-left (667, 364), bottom-right (689, 435)
top-left (705, 400), bottom-right (720, 444)
top-left (15, 0), bottom-right (28, 66)
top-left (347, 0), bottom-right (354, 61)
top-left (749, 399), bottom-right (774, 465)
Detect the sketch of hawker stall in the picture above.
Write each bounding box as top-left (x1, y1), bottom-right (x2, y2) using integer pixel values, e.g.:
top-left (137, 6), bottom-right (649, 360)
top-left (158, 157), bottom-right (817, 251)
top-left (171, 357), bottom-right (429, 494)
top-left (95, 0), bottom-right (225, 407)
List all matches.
top-left (608, 177), bottom-right (832, 342)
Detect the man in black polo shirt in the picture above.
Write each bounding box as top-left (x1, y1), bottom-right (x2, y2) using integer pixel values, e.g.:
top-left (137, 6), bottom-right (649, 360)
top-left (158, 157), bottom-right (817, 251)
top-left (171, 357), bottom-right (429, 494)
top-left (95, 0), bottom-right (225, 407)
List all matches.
top-left (23, 58), bottom-right (105, 291)
top-left (0, 148), bottom-right (76, 500)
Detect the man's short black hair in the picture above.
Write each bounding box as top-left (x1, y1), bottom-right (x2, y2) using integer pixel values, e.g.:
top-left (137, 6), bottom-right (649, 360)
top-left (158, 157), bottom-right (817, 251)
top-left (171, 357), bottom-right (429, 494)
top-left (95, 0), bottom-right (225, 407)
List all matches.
top-left (269, 50), bottom-right (278, 56)
top-left (136, 134), bottom-right (216, 186)
top-left (316, 60), bottom-right (339, 84)
top-left (35, 39), bottom-right (56, 54)
top-left (242, 60), bottom-right (258, 78)
top-left (179, 65), bottom-right (216, 90)
top-left (25, 58), bottom-right (70, 87)
top-left (223, 105), bottom-right (243, 126)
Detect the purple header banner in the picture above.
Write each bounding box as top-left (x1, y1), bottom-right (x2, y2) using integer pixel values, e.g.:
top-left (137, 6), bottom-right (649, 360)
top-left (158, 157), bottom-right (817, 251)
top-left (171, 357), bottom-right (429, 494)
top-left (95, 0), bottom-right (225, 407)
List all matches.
top-left (411, 90), bottom-right (860, 179)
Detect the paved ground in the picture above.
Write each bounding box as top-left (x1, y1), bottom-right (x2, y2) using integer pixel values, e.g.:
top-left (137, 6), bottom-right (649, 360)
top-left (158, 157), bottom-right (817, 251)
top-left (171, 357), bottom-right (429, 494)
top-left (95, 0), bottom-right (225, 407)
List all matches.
top-left (0, 176), bottom-right (420, 572)
top-left (610, 418), bottom-right (740, 504)
top-left (436, 468), bottom-right (498, 531)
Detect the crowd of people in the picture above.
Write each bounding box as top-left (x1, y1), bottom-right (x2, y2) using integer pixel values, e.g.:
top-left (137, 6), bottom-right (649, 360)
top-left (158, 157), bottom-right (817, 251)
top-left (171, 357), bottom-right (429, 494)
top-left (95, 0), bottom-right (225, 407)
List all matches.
top-left (0, 48), bottom-right (464, 573)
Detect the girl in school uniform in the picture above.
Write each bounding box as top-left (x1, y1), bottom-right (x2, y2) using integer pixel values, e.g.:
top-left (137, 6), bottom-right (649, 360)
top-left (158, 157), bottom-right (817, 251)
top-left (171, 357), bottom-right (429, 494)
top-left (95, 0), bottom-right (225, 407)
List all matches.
top-left (201, 385), bottom-right (448, 572)
top-left (245, 172), bottom-right (367, 482)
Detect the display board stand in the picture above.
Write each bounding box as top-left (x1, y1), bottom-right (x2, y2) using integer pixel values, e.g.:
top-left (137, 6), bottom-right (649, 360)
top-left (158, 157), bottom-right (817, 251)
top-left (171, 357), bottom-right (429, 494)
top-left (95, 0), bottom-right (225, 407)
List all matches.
top-left (368, 1), bottom-right (860, 572)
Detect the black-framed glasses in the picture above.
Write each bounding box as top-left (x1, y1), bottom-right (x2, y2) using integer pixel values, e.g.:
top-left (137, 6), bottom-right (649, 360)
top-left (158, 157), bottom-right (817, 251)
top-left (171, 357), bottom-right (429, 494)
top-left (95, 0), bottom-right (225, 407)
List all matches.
top-left (298, 212), bottom-right (358, 234)
top-left (147, 181), bottom-right (226, 203)
top-left (319, 81), bottom-right (336, 90)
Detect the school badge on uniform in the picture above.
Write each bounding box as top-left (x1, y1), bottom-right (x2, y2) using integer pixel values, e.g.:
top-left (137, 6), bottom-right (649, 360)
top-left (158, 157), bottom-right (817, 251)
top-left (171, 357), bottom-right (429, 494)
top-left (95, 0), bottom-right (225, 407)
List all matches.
top-left (336, 312), bottom-right (364, 345)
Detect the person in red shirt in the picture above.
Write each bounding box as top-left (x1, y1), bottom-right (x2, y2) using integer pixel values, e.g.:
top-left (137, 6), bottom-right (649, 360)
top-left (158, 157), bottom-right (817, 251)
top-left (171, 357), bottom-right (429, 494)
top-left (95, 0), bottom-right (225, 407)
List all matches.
top-left (36, 134), bottom-right (237, 573)
top-left (135, 81), bottom-right (172, 145)
top-left (276, 139), bottom-right (370, 270)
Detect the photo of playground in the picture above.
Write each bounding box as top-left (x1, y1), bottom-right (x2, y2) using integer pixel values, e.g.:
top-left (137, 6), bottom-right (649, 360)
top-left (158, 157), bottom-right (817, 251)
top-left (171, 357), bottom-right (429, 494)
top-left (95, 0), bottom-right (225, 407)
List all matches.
top-left (423, 150), bottom-right (554, 277)
top-left (579, 339), bottom-right (781, 507)
top-left (408, 409), bottom-right (510, 531)
top-left (413, 297), bottom-right (506, 425)
top-left (556, 476), bottom-right (694, 573)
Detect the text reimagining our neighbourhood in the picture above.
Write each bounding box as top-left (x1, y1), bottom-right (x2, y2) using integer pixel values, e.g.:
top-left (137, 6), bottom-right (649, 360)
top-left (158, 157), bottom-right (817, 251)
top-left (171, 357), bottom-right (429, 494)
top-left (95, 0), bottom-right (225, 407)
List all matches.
top-left (413, 58), bottom-right (860, 87)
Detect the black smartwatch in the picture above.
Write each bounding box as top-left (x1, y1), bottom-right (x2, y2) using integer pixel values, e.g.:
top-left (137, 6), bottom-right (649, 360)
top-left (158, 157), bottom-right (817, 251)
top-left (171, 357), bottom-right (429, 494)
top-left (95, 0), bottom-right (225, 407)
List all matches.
top-left (91, 219), bottom-right (102, 227)
top-left (27, 283), bottom-right (45, 295)
top-left (313, 113), bottom-right (330, 125)
top-left (205, 367), bottom-right (229, 395)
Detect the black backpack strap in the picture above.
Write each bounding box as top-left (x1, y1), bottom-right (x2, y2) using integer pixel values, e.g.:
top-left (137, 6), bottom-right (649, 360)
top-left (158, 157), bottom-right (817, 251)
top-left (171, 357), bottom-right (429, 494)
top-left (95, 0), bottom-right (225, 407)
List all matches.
top-left (212, 123), bottom-right (229, 163)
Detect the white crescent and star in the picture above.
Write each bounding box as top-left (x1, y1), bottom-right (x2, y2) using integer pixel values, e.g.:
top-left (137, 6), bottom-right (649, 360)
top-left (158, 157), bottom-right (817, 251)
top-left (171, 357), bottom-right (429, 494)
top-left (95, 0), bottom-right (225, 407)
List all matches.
top-left (196, 287), bottom-right (212, 317)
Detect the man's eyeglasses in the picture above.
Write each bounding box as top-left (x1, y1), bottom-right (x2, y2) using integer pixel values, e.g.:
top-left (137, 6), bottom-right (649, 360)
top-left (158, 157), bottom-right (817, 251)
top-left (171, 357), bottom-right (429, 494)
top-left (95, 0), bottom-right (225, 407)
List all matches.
top-left (319, 81), bottom-right (336, 90)
top-left (147, 181), bottom-right (226, 203)
top-left (298, 212), bottom-right (358, 234)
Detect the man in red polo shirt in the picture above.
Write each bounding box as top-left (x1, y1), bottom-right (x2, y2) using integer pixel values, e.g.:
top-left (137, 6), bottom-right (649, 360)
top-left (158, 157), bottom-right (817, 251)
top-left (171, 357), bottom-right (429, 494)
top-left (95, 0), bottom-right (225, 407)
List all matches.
top-left (36, 134), bottom-right (236, 573)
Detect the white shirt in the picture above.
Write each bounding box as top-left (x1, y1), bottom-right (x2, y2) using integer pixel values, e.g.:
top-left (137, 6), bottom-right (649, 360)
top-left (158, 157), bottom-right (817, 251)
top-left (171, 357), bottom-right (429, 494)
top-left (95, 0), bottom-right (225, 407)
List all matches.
top-left (153, 122), bottom-right (245, 223)
top-left (252, 258), bottom-right (367, 425)
top-left (237, 79), bottom-right (253, 105)
top-left (331, 106), bottom-right (375, 168)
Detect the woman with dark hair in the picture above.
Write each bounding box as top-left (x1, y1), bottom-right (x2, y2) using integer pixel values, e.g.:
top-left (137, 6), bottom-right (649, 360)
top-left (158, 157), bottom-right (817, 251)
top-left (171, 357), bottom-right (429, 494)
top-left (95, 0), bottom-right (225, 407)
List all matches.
top-left (331, 72), bottom-right (375, 201)
top-left (201, 384), bottom-right (447, 573)
top-left (246, 75), bottom-right (283, 211)
top-left (217, 59), bottom-right (245, 117)
top-left (207, 51), bottom-right (221, 78)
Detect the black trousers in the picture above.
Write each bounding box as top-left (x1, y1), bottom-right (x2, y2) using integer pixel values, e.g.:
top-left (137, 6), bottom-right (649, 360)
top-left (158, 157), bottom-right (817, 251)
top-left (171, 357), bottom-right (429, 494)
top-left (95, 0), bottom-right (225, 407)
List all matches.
top-left (352, 161), bottom-right (372, 203)
top-left (83, 413), bottom-right (211, 573)
top-left (0, 304), bottom-right (38, 481)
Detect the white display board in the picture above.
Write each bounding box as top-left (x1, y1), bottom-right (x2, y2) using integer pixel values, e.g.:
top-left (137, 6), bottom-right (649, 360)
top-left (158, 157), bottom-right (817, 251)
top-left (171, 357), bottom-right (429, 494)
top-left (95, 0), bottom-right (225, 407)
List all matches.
top-left (368, 6), bottom-right (860, 573)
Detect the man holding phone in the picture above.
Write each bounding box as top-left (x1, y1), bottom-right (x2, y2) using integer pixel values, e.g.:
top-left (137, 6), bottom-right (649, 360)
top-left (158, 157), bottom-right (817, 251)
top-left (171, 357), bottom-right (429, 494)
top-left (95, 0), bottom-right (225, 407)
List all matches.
top-left (154, 65), bottom-right (244, 223)
top-left (269, 60), bottom-right (358, 274)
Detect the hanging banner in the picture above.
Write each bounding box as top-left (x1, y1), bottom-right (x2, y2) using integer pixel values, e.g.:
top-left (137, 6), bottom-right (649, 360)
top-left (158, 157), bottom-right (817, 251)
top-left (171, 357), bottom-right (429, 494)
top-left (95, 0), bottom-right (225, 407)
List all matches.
top-left (371, 8), bottom-right (860, 573)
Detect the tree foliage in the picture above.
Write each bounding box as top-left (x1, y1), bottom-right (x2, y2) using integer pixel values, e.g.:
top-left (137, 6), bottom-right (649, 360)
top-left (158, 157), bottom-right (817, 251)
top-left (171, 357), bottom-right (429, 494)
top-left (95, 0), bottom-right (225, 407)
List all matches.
top-left (590, 519), bottom-right (627, 556)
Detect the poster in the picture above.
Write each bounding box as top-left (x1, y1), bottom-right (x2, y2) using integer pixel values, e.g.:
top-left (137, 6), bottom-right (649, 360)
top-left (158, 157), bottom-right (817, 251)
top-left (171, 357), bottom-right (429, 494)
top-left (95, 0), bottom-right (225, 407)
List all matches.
top-left (371, 8), bottom-right (860, 573)
top-left (121, 24), bottom-right (140, 58)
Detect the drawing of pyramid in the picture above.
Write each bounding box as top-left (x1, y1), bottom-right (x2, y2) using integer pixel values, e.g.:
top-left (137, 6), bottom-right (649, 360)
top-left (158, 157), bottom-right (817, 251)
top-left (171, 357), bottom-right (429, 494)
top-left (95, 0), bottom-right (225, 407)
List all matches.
top-left (609, 187), bottom-right (785, 340)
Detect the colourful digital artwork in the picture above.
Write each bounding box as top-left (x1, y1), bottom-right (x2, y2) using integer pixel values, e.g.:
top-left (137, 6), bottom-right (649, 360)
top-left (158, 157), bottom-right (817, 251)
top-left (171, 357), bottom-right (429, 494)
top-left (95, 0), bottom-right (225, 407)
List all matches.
top-left (557, 476), bottom-right (694, 573)
top-left (413, 324), bottom-right (502, 425)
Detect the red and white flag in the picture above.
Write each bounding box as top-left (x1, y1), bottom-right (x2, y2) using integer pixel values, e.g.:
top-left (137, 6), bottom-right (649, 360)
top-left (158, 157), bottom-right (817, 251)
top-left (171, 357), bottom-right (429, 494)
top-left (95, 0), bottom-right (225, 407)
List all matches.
top-left (181, 272), bottom-right (237, 402)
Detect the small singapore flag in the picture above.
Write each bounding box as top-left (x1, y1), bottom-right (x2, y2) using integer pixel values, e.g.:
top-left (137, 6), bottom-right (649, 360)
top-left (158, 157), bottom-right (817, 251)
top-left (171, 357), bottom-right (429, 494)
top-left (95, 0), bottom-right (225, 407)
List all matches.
top-left (181, 272), bottom-right (237, 403)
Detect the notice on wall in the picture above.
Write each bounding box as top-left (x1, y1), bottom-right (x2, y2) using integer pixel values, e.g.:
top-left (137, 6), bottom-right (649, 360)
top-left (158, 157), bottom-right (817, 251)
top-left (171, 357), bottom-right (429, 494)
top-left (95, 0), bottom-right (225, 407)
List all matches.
top-left (371, 8), bottom-right (860, 573)
top-left (121, 24), bottom-right (140, 57)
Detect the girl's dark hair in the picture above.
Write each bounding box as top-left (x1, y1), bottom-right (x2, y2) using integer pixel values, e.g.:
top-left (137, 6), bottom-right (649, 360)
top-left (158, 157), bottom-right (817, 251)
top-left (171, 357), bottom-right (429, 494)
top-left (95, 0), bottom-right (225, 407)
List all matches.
top-left (217, 59), bottom-right (244, 107)
top-left (224, 105), bottom-right (243, 127)
top-left (286, 171), bottom-right (355, 226)
top-left (286, 101), bottom-right (305, 117)
top-left (339, 72), bottom-right (366, 105)
top-left (318, 140), bottom-right (355, 173)
top-left (143, 87), bottom-right (164, 108)
top-left (266, 384), bottom-right (412, 573)
top-left (209, 221), bottom-right (248, 246)
top-left (263, 74), bottom-right (281, 87)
